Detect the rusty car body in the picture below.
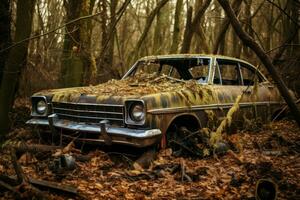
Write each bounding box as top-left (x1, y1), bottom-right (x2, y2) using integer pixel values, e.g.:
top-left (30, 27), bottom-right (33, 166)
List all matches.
top-left (27, 54), bottom-right (283, 148)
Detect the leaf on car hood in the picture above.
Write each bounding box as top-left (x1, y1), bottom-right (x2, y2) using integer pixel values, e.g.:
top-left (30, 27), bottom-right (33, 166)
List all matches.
top-left (36, 73), bottom-right (218, 104)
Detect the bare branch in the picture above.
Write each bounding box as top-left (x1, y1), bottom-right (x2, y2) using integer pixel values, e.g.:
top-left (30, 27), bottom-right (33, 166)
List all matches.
top-left (99, 0), bottom-right (131, 59)
top-left (266, 0), bottom-right (300, 28)
top-left (0, 11), bottom-right (103, 54)
top-left (217, 0), bottom-right (300, 126)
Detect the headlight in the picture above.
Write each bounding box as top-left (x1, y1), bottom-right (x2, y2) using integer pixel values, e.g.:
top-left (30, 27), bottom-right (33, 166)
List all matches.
top-left (36, 100), bottom-right (47, 114)
top-left (129, 103), bottom-right (145, 122)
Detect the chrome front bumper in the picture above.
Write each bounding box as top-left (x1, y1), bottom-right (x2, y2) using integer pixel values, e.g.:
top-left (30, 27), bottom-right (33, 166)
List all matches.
top-left (26, 114), bottom-right (162, 147)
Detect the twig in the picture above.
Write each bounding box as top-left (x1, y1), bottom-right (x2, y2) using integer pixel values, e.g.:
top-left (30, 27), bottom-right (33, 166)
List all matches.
top-left (169, 140), bottom-right (199, 155)
top-left (227, 150), bottom-right (243, 165)
top-left (266, 0), bottom-right (300, 28)
top-left (29, 178), bottom-right (77, 194)
top-left (180, 160), bottom-right (192, 182)
top-left (240, 21), bottom-right (266, 51)
top-left (250, 0), bottom-right (266, 19)
top-left (22, 183), bottom-right (48, 200)
top-left (272, 98), bottom-right (300, 121)
top-left (181, 130), bottom-right (201, 141)
top-left (14, 143), bottom-right (62, 154)
top-left (0, 11), bottom-right (104, 54)
top-left (107, 151), bottom-right (134, 165)
top-left (99, 0), bottom-right (131, 60)
top-left (266, 44), bottom-right (300, 54)
top-left (0, 180), bottom-right (21, 198)
top-left (11, 149), bottom-right (24, 184)
top-left (8, 149), bottom-right (48, 199)
top-left (0, 175), bottom-right (77, 195)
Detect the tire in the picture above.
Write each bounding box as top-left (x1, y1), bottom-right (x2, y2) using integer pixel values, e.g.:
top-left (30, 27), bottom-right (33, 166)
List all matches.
top-left (166, 124), bottom-right (203, 157)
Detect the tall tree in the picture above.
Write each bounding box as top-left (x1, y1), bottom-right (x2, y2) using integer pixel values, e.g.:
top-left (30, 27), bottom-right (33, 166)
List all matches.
top-left (61, 0), bottom-right (95, 87)
top-left (0, 0), bottom-right (36, 138)
top-left (61, 0), bottom-right (82, 87)
top-left (107, 0), bottom-right (118, 76)
top-left (0, 0), bottom-right (11, 86)
top-left (193, 0), bottom-right (211, 54)
top-left (282, 0), bottom-right (299, 56)
top-left (180, 0), bottom-right (211, 53)
top-left (194, 25), bottom-right (211, 53)
top-left (170, 0), bottom-right (183, 54)
top-left (130, 0), bottom-right (169, 64)
top-left (98, 0), bottom-right (120, 81)
top-left (181, 5), bottom-right (193, 53)
top-left (152, 0), bottom-right (169, 55)
top-left (217, 0), bottom-right (300, 126)
top-left (80, 0), bottom-right (96, 85)
top-left (213, 0), bottom-right (242, 54)
top-left (97, 0), bottom-right (130, 80)
top-left (243, 0), bottom-right (255, 58)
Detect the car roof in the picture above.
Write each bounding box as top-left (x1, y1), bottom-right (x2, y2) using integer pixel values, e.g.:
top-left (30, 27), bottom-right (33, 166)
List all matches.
top-left (139, 54), bottom-right (254, 66)
top-left (138, 54), bottom-right (268, 82)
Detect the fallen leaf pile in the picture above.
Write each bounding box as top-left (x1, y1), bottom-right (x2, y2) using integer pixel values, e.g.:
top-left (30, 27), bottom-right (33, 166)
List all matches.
top-left (1, 100), bottom-right (300, 199)
top-left (37, 73), bottom-right (213, 99)
top-left (0, 119), bottom-right (299, 199)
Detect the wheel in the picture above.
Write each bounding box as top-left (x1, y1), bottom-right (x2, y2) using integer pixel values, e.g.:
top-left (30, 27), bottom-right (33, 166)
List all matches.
top-left (166, 124), bottom-right (203, 157)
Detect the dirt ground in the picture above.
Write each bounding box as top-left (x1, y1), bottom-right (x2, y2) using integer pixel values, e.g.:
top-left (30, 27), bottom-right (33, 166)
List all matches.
top-left (0, 100), bottom-right (299, 199)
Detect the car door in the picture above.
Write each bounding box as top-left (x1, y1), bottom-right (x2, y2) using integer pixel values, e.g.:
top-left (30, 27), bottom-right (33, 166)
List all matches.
top-left (238, 61), bottom-right (281, 122)
top-left (211, 58), bottom-right (280, 130)
top-left (212, 58), bottom-right (246, 128)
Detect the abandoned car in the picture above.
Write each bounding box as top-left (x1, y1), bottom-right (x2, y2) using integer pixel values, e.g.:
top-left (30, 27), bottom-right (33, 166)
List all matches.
top-left (27, 54), bottom-right (283, 148)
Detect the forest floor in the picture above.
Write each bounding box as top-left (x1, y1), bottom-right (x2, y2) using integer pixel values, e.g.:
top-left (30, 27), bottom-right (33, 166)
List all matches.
top-left (0, 99), bottom-right (299, 199)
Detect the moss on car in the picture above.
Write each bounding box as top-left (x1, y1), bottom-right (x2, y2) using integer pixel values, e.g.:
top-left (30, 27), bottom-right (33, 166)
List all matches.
top-left (27, 54), bottom-right (283, 148)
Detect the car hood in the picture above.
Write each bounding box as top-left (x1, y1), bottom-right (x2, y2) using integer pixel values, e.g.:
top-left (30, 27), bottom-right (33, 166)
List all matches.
top-left (35, 73), bottom-right (219, 109)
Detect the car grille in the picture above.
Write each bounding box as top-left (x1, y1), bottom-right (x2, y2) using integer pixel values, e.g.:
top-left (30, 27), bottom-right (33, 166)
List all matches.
top-left (52, 102), bottom-right (125, 126)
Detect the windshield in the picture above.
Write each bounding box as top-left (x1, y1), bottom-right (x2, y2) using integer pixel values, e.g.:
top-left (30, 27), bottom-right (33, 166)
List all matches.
top-left (130, 61), bottom-right (180, 78)
top-left (125, 57), bottom-right (211, 83)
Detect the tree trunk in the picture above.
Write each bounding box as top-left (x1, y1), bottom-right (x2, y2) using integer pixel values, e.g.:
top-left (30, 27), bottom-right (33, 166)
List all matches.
top-left (97, 0), bottom-right (130, 80)
top-left (243, 0), bottom-right (254, 58)
top-left (80, 0), bottom-right (96, 85)
top-left (0, 0), bottom-right (36, 138)
top-left (152, 0), bottom-right (163, 54)
top-left (213, 0), bottom-right (242, 54)
top-left (194, 26), bottom-right (210, 53)
top-left (0, 0), bottom-right (11, 86)
top-left (217, 0), bottom-right (300, 126)
top-left (181, 6), bottom-right (193, 53)
top-left (231, 27), bottom-right (242, 58)
top-left (107, 0), bottom-right (119, 78)
top-left (285, 0), bottom-right (299, 56)
top-left (98, 0), bottom-right (121, 81)
top-left (98, 0), bottom-right (108, 81)
top-left (131, 0), bottom-right (169, 63)
top-left (180, 0), bottom-right (211, 53)
top-left (61, 0), bottom-right (95, 87)
top-left (61, 0), bottom-right (82, 87)
top-left (265, 2), bottom-right (274, 51)
top-left (169, 0), bottom-right (183, 54)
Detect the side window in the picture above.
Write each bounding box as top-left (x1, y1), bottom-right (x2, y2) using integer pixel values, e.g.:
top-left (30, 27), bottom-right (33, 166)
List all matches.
top-left (216, 59), bottom-right (242, 85)
top-left (240, 63), bottom-right (262, 85)
top-left (188, 58), bottom-right (210, 83)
